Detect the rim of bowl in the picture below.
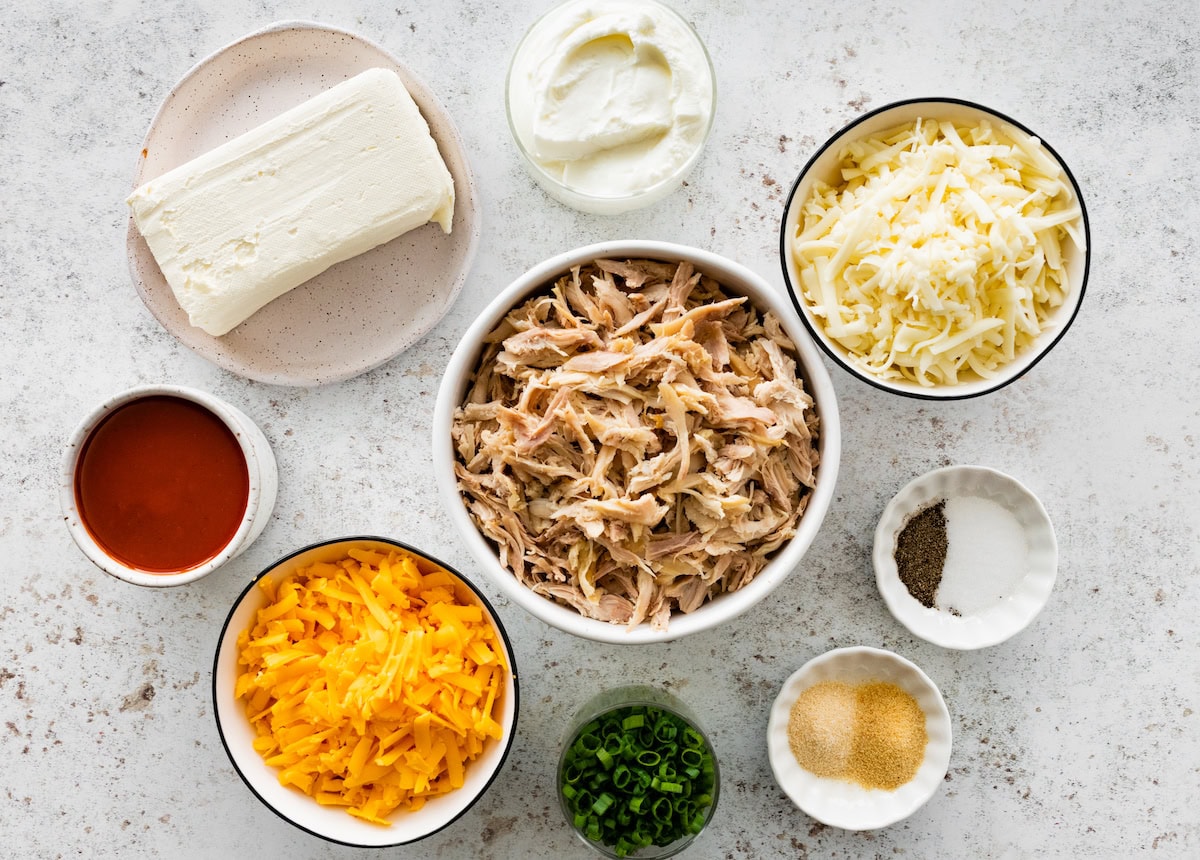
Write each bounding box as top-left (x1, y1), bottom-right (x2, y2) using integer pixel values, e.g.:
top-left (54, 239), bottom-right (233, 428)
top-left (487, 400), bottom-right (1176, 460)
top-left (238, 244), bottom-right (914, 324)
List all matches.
top-left (778, 96), bottom-right (1092, 401)
top-left (433, 239), bottom-right (841, 644)
top-left (766, 645), bottom-right (952, 830)
top-left (504, 0), bottom-right (717, 209)
top-left (211, 534), bottom-right (521, 847)
top-left (60, 384), bottom-right (265, 587)
top-left (872, 464), bottom-right (1059, 649)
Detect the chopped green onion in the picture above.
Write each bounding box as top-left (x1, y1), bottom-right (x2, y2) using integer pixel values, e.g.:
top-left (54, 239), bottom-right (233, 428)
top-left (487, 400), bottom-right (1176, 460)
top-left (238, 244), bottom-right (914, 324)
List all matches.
top-left (563, 762), bottom-right (584, 784)
top-left (559, 703), bottom-right (716, 853)
top-left (636, 750), bottom-right (661, 767)
top-left (576, 732), bottom-right (601, 755)
top-left (632, 768), bottom-right (651, 793)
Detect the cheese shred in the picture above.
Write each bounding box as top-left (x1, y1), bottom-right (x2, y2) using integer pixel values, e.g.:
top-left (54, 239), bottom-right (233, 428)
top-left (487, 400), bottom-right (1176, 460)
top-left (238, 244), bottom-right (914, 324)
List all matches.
top-left (791, 117), bottom-right (1085, 386)
top-left (236, 547), bottom-right (507, 825)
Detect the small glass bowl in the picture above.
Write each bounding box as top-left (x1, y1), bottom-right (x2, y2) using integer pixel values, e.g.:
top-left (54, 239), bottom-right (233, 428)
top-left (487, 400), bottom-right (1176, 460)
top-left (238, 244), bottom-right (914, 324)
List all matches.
top-left (557, 686), bottom-right (719, 857)
top-left (505, 0), bottom-right (716, 215)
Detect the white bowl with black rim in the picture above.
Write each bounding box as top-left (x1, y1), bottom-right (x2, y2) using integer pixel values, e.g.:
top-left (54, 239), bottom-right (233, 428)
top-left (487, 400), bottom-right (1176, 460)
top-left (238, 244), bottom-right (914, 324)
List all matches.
top-left (433, 240), bottom-right (840, 644)
top-left (212, 535), bottom-right (520, 847)
top-left (780, 97), bottom-right (1091, 400)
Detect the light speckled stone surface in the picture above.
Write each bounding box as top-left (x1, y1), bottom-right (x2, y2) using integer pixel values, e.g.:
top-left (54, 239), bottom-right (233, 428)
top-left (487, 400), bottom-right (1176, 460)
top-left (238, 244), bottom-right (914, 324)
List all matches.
top-left (2, 1), bottom-right (1197, 857)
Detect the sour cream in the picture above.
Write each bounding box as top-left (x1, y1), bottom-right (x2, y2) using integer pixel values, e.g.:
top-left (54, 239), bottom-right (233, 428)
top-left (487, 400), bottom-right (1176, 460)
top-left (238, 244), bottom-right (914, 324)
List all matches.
top-left (507, 0), bottom-right (715, 213)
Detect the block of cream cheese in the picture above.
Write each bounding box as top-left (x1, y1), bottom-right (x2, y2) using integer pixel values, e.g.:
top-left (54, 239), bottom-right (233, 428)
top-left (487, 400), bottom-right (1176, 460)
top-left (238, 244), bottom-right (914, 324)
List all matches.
top-left (127, 67), bottom-right (455, 336)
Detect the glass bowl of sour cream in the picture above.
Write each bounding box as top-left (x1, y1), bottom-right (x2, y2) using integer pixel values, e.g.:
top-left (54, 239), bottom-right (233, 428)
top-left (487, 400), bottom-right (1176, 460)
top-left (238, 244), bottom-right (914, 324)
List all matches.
top-left (506, 0), bottom-right (716, 215)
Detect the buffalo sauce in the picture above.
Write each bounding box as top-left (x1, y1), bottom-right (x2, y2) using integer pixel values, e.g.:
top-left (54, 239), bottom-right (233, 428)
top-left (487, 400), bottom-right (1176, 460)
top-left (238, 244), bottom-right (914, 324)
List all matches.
top-left (74, 395), bottom-right (249, 572)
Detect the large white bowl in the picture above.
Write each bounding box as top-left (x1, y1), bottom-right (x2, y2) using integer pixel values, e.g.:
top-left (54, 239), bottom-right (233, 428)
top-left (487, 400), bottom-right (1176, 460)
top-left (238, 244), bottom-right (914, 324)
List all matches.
top-left (766, 646), bottom-right (952, 830)
top-left (433, 240), bottom-right (840, 644)
top-left (212, 536), bottom-right (520, 847)
top-left (780, 97), bottom-right (1091, 400)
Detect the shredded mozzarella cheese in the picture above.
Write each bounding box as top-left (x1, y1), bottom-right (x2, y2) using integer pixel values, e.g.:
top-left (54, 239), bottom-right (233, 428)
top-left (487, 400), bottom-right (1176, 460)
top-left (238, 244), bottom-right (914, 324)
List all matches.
top-left (791, 117), bottom-right (1085, 386)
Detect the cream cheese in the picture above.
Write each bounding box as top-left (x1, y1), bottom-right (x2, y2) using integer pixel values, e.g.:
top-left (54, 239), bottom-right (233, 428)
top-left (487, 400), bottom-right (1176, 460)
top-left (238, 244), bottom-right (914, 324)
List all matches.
top-left (508, 0), bottom-right (714, 210)
top-left (127, 67), bottom-right (454, 337)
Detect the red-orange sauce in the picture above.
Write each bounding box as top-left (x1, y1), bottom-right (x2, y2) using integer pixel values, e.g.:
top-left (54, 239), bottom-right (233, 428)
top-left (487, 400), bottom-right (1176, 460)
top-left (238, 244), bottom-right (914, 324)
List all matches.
top-left (74, 395), bottom-right (250, 572)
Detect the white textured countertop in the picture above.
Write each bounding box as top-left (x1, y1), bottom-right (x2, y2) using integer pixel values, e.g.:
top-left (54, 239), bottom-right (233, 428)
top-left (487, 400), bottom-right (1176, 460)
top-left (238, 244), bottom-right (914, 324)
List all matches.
top-left (2, 1), bottom-right (1197, 857)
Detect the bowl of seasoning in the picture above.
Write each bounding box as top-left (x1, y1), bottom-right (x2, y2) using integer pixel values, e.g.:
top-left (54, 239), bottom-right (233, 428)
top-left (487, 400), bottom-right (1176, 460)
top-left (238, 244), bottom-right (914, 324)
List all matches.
top-left (873, 465), bottom-right (1058, 649)
top-left (767, 646), bottom-right (951, 831)
top-left (60, 384), bottom-right (277, 587)
top-left (558, 686), bottom-right (718, 857)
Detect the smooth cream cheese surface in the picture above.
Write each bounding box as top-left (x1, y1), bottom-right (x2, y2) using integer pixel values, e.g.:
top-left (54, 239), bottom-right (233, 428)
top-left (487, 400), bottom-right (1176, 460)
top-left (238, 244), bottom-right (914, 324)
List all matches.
top-left (128, 67), bottom-right (454, 337)
top-left (509, 0), bottom-right (713, 200)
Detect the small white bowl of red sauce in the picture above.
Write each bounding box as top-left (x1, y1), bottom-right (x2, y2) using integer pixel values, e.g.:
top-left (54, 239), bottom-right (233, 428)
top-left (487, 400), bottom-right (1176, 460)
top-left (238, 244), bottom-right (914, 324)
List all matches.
top-left (60, 385), bottom-right (277, 586)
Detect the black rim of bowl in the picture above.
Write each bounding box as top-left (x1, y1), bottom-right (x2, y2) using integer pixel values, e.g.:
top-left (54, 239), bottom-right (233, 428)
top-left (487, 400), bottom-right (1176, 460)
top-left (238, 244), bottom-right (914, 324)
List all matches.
top-left (211, 534), bottom-right (521, 848)
top-left (778, 96), bottom-right (1092, 401)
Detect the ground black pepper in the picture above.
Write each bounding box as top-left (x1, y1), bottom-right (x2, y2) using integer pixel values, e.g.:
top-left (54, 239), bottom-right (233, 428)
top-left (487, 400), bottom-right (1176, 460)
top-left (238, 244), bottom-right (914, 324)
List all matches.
top-left (894, 500), bottom-right (948, 607)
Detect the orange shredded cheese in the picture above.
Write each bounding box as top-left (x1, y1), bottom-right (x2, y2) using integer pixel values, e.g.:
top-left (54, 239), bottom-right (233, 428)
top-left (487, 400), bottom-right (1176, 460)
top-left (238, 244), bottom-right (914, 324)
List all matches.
top-left (235, 547), bottom-right (508, 825)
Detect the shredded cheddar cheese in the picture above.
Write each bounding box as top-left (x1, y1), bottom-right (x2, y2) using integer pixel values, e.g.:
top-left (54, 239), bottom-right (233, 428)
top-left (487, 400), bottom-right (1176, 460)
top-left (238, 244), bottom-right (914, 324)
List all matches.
top-left (791, 117), bottom-right (1085, 386)
top-left (235, 547), bottom-right (507, 825)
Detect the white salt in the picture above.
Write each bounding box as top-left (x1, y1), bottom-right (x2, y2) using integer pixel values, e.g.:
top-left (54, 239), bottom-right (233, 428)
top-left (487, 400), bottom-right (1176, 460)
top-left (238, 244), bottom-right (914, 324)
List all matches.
top-left (935, 495), bottom-right (1029, 615)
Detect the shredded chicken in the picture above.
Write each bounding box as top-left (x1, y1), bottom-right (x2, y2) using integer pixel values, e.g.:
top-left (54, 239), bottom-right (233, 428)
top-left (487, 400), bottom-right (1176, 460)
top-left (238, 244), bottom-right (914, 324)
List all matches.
top-left (451, 259), bottom-right (821, 630)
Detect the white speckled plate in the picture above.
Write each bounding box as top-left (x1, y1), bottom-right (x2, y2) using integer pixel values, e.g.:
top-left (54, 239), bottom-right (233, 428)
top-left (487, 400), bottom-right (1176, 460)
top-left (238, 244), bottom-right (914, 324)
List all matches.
top-left (873, 465), bottom-right (1058, 649)
top-left (767, 646), bottom-right (952, 831)
top-left (126, 21), bottom-right (480, 386)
